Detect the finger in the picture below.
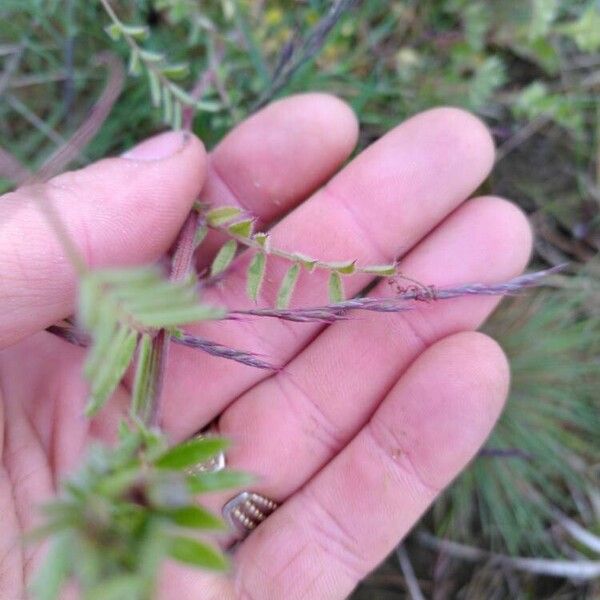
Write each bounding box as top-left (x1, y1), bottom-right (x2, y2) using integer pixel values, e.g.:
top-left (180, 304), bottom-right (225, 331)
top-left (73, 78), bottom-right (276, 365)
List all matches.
top-left (161, 108), bottom-right (496, 435)
top-left (0, 131), bottom-right (206, 348)
top-left (233, 331), bottom-right (509, 599)
top-left (203, 196), bottom-right (530, 511)
top-left (204, 92), bottom-right (359, 217)
top-left (196, 93), bottom-right (358, 267)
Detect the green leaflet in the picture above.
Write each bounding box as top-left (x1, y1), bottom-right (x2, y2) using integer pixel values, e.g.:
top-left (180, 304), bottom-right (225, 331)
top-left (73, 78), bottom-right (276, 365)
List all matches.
top-left (79, 266), bottom-right (227, 417)
top-left (155, 437), bottom-right (230, 470)
top-left (210, 239), bottom-right (237, 276)
top-left (80, 267), bottom-right (226, 330)
top-left (85, 327), bottom-right (138, 417)
top-left (194, 223), bottom-right (208, 248)
top-left (168, 536), bottom-right (229, 571)
top-left (130, 333), bottom-right (154, 419)
top-left (86, 576), bottom-right (143, 600)
top-left (119, 24), bottom-right (149, 40)
top-left (29, 534), bottom-right (72, 600)
top-left (147, 70), bottom-right (161, 107)
top-left (128, 49), bottom-right (141, 76)
top-left (159, 505), bottom-right (225, 530)
top-left (324, 260), bottom-right (356, 274)
top-left (205, 205), bottom-right (243, 226)
top-left (168, 83), bottom-right (196, 106)
top-left (291, 252), bottom-right (317, 271)
top-left (104, 23), bottom-right (122, 41)
top-left (139, 49), bottom-right (164, 63)
top-left (187, 470), bottom-right (255, 494)
top-left (132, 304), bottom-right (225, 328)
top-left (276, 263), bottom-right (301, 309)
top-left (328, 271), bottom-right (344, 303)
top-left (161, 62), bottom-right (190, 80)
top-left (253, 232), bottom-right (269, 249)
top-left (162, 84), bottom-right (173, 123)
top-left (227, 218), bottom-right (254, 238)
top-left (247, 252), bottom-right (266, 302)
top-left (172, 101), bottom-right (182, 130)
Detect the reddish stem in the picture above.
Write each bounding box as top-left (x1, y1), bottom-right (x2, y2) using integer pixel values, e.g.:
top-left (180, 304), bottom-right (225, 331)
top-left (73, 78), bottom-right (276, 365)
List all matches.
top-left (147, 210), bottom-right (199, 426)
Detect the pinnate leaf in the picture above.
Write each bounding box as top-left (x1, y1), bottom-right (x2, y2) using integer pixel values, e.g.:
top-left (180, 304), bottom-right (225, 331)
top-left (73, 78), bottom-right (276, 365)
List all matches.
top-left (79, 266), bottom-right (227, 416)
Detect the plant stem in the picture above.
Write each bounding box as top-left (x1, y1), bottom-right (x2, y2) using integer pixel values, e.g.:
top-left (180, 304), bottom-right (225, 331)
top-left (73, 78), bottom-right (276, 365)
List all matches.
top-left (209, 221), bottom-right (396, 277)
top-left (252, 0), bottom-right (358, 110)
top-left (145, 211), bottom-right (199, 426)
top-left (417, 531), bottom-right (600, 580)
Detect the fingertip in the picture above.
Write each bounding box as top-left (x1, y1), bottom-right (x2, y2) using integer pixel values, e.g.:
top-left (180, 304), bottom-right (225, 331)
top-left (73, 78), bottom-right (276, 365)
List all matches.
top-left (442, 330), bottom-right (510, 419)
top-left (472, 195), bottom-right (533, 272)
top-left (456, 195), bottom-right (533, 279)
top-left (381, 330), bottom-right (510, 492)
top-left (289, 92), bottom-right (359, 155)
top-left (419, 106), bottom-right (496, 176)
top-left (209, 93), bottom-right (358, 218)
top-left (121, 130), bottom-right (197, 161)
top-left (119, 130), bottom-right (208, 202)
top-left (83, 130), bottom-right (207, 224)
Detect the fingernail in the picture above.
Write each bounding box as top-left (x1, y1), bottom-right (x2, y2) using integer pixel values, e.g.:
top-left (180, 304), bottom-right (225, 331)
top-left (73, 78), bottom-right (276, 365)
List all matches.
top-left (122, 131), bottom-right (189, 161)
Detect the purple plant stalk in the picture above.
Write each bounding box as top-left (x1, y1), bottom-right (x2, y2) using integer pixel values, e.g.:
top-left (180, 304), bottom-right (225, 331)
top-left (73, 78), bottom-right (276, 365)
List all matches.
top-left (48, 266), bottom-right (562, 372)
top-left (229, 267), bottom-right (565, 323)
top-left (173, 334), bottom-right (276, 370)
top-left (35, 51), bottom-right (125, 184)
top-left (253, 0), bottom-right (359, 110)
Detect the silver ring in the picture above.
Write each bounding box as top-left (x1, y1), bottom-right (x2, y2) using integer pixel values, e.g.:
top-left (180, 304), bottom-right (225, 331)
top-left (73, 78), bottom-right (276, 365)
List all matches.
top-left (222, 491), bottom-right (279, 538)
top-left (186, 431), bottom-right (226, 474)
top-left (187, 430), bottom-right (279, 539)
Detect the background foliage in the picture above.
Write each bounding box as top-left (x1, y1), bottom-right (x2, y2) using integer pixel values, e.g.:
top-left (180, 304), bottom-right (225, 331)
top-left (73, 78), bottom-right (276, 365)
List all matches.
top-left (1, 0), bottom-right (599, 598)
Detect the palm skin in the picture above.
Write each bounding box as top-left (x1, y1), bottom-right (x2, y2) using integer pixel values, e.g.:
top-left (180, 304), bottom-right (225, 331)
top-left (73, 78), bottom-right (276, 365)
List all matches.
top-left (0, 94), bottom-right (531, 599)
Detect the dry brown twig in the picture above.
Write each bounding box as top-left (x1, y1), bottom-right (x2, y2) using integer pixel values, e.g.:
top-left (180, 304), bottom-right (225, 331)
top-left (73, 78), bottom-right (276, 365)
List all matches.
top-left (417, 531), bottom-right (600, 581)
top-left (0, 51), bottom-right (124, 188)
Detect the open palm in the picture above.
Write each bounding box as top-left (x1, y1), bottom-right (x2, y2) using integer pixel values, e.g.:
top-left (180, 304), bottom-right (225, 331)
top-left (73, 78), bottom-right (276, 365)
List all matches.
top-left (0, 94), bottom-right (531, 599)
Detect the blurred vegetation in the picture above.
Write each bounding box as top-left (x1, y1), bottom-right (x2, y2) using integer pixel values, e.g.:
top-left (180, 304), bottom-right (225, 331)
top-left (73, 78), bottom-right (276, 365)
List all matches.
top-left (1, 0), bottom-right (599, 598)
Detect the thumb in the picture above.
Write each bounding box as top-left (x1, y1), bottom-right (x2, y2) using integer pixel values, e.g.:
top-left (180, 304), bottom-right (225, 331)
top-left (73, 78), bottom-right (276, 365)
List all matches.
top-left (0, 130), bottom-right (206, 348)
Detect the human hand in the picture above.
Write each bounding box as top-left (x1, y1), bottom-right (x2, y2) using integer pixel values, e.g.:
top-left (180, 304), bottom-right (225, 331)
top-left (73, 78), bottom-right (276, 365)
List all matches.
top-left (0, 94), bottom-right (531, 599)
